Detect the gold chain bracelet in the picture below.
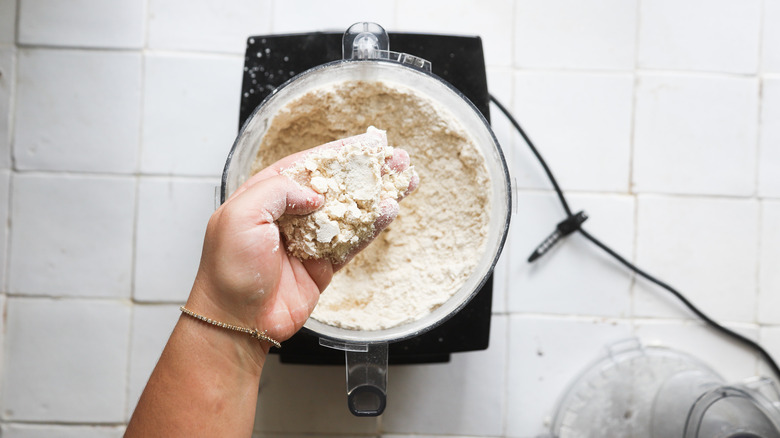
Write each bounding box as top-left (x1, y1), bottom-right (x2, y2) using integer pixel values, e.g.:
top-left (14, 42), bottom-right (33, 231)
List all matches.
top-left (179, 306), bottom-right (281, 349)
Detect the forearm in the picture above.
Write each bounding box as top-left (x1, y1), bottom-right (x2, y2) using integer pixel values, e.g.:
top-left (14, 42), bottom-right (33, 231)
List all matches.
top-left (126, 313), bottom-right (266, 438)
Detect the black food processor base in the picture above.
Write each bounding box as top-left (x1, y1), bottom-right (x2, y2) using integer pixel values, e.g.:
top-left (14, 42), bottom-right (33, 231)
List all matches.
top-left (239, 31), bottom-right (493, 365)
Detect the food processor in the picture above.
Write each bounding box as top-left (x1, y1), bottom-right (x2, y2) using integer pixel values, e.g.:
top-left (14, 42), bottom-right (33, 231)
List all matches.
top-left (549, 339), bottom-right (780, 437)
top-left (222, 23), bottom-right (511, 416)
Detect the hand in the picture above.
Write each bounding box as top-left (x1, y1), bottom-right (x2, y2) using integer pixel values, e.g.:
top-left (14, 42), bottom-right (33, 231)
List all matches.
top-left (186, 135), bottom-right (417, 352)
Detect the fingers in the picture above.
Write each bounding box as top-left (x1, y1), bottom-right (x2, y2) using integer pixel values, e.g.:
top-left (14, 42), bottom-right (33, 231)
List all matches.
top-left (332, 198), bottom-right (399, 271)
top-left (226, 174), bottom-right (324, 224)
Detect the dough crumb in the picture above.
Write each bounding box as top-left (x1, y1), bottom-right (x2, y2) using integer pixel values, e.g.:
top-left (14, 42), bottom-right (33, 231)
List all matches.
top-left (278, 126), bottom-right (417, 263)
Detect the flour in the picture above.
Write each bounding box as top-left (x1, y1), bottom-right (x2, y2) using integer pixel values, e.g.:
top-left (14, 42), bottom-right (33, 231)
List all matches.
top-left (278, 126), bottom-right (416, 263)
top-left (252, 79), bottom-right (490, 330)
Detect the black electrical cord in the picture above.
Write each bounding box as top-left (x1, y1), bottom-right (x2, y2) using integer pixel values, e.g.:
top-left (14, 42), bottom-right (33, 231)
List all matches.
top-left (489, 94), bottom-right (780, 383)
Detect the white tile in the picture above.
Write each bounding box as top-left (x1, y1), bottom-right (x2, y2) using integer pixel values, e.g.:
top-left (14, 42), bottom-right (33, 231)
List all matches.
top-left (8, 173), bottom-right (135, 298)
top-left (126, 304), bottom-right (180, 419)
top-left (14, 49), bottom-right (141, 173)
top-left (759, 78), bottom-right (780, 198)
top-left (253, 357), bottom-right (378, 435)
top-left (515, 0), bottom-right (638, 70)
top-left (148, 0), bottom-right (271, 54)
top-left (505, 315), bottom-right (632, 438)
top-left (764, 0), bottom-right (780, 73)
top-left (141, 53), bottom-right (242, 176)
top-left (513, 72), bottom-right (633, 192)
top-left (506, 191), bottom-right (634, 318)
top-left (134, 177), bottom-right (216, 302)
top-left (396, 0), bottom-right (514, 68)
top-left (638, 0), bottom-right (761, 74)
top-left (0, 0), bottom-right (16, 44)
top-left (634, 195), bottom-right (759, 323)
top-left (382, 316), bottom-right (508, 436)
top-left (1, 424), bottom-right (125, 438)
top-left (759, 326), bottom-right (780, 379)
top-left (759, 201), bottom-right (780, 324)
top-left (0, 47), bottom-right (13, 169)
top-left (272, 1), bottom-right (396, 34)
top-left (0, 170), bottom-right (8, 290)
top-left (1, 297), bottom-right (131, 422)
top-left (634, 320), bottom-right (759, 382)
top-left (633, 74), bottom-right (758, 196)
top-left (17, 0), bottom-right (144, 49)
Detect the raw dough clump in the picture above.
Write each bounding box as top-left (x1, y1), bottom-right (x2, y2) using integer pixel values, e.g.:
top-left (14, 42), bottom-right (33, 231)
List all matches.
top-left (278, 126), bottom-right (416, 263)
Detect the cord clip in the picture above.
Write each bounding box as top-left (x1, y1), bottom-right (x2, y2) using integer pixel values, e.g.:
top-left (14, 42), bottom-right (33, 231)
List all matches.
top-left (528, 211), bottom-right (588, 263)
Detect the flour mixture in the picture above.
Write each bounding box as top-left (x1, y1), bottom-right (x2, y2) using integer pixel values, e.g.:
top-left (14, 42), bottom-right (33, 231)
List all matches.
top-left (252, 80), bottom-right (490, 330)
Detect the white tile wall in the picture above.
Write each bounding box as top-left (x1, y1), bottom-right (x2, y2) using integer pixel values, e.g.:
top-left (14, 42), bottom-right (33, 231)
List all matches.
top-left (0, 170), bottom-right (8, 290)
top-left (759, 78), bottom-right (780, 198)
top-left (514, 0), bottom-right (638, 70)
top-left (634, 195), bottom-right (759, 322)
top-left (17, 0), bottom-right (145, 49)
top-left (1, 424), bottom-right (125, 438)
top-left (253, 357), bottom-right (378, 435)
top-left (126, 304), bottom-right (180, 420)
top-left (147, 0), bottom-right (271, 54)
top-left (8, 173), bottom-right (135, 298)
top-left (512, 71), bottom-right (634, 192)
top-left (759, 201), bottom-right (780, 324)
top-left (633, 73), bottom-right (759, 196)
top-left (0, 47), bottom-right (13, 170)
top-left (507, 192), bottom-right (635, 317)
top-left (134, 177), bottom-right (216, 302)
top-left (272, 0), bottom-right (396, 35)
top-left (505, 316), bottom-right (632, 437)
top-left (764, 0), bottom-right (780, 73)
top-left (396, 0), bottom-right (513, 68)
top-left (140, 53), bottom-right (242, 176)
top-left (1, 297), bottom-right (131, 422)
top-left (0, 0), bottom-right (15, 44)
top-left (1, 1), bottom-right (778, 436)
top-left (382, 316), bottom-right (508, 436)
top-left (14, 49), bottom-right (142, 173)
top-left (634, 319), bottom-right (759, 382)
top-left (638, 0), bottom-right (761, 74)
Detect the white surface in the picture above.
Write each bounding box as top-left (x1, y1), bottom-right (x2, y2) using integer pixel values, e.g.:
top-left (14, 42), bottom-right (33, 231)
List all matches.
top-left (505, 316), bottom-right (632, 437)
top-left (14, 49), bottom-right (142, 173)
top-left (147, 0), bottom-right (271, 54)
top-left (764, 0), bottom-right (780, 73)
top-left (514, 0), bottom-right (638, 70)
top-left (512, 71), bottom-right (634, 192)
top-left (382, 316), bottom-right (508, 436)
top-left (134, 177), bottom-right (216, 302)
top-left (638, 0), bottom-right (761, 74)
top-left (0, 47), bottom-right (12, 169)
top-left (8, 173), bottom-right (135, 298)
top-left (632, 73), bottom-right (758, 196)
top-left (0, 0), bottom-right (16, 44)
top-left (396, 0), bottom-right (514, 67)
top-left (272, 1), bottom-right (396, 34)
top-left (17, 0), bottom-right (145, 49)
top-left (0, 170), bottom-right (8, 290)
top-left (507, 191), bottom-right (635, 317)
top-left (633, 195), bottom-right (759, 322)
top-left (0, 1), bottom-right (777, 435)
top-left (759, 78), bottom-right (780, 198)
top-left (126, 304), bottom-right (180, 420)
top-left (141, 53), bottom-right (242, 176)
top-left (759, 201), bottom-right (780, 324)
top-left (1, 297), bottom-right (131, 422)
top-left (1, 424), bottom-right (124, 438)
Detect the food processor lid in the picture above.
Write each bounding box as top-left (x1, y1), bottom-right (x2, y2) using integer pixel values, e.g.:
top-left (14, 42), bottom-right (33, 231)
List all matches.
top-left (684, 378), bottom-right (780, 438)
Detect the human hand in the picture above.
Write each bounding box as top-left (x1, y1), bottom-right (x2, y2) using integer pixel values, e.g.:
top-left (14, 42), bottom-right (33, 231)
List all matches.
top-left (186, 134), bottom-right (417, 352)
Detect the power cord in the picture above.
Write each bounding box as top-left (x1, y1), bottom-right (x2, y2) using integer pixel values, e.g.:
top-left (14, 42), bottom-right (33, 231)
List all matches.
top-left (489, 94), bottom-right (780, 383)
